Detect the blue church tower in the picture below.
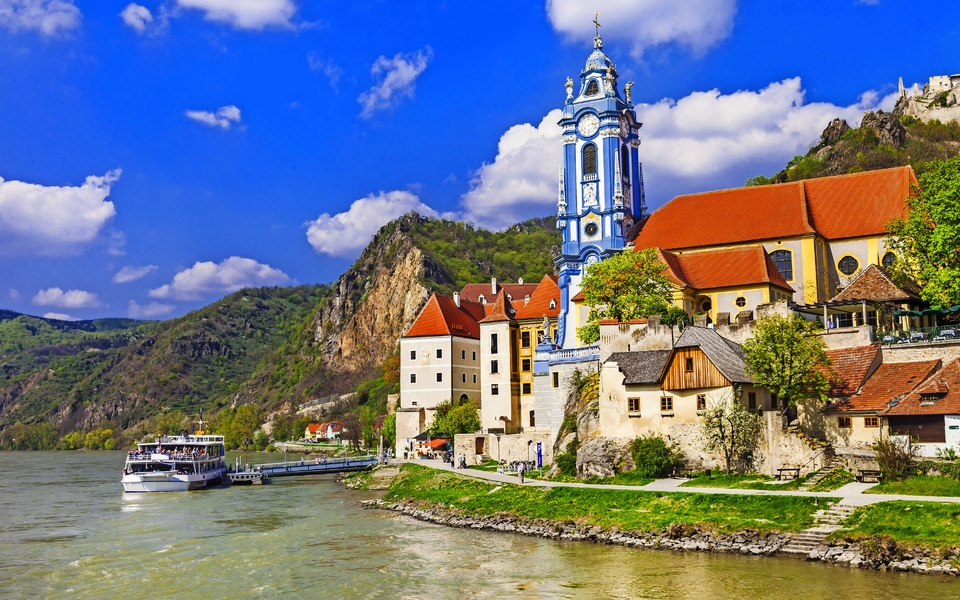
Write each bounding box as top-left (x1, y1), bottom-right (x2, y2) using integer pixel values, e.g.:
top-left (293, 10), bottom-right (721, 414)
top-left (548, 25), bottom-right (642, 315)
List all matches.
top-left (555, 30), bottom-right (646, 349)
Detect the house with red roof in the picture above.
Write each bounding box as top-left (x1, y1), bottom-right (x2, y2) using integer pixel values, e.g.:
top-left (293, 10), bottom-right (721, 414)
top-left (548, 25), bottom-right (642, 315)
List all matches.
top-left (881, 358), bottom-right (960, 456)
top-left (305, 423), bottom-right (323, 441)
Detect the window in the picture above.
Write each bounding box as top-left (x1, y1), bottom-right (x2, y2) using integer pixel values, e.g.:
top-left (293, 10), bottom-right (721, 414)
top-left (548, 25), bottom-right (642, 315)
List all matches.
top-left (628, 398), bottom-right (640, 412)
top-left (838, 255), bottom-right (859, 276)
top-left (472, 351), bottom-right (476, 361)
top-left (410, 374), bottom-right (416, 384)
top-left (735, 296), bottom-right (747, 308)
top-left (462, 373), bottom-right (466, 383)
top-left (684, 357), bottom-right (694, 372)
top-left (748, 392), bottom-right (757, 410)
top-left (660, 396), bottom-right (673, 412)
top-left (770, 249), bottom-right (793, 281)
top-left (583, 144), bottom-right (597, 176)
top-left (696, 394), bottom-right (706, 411)
top-left (410, 350), bottom-right (416, 360)
top-left (461, 349), bottom-right (466, 360)
top-left (838, 416), bottom-right (852, 429)
top-left (436, 348), bottom-right (443, 359)
top-left (529, 410), bottom-right (536, 427)
top-left (436, 372), bottom-right (443, 383)
top-left (586, 79), bottom-right (599, 96)
top-left (490, 333), bottom-right (498, 354)
top-left (522, 358), bottom-right (531, 372)
top-left (550, 299), bottom-right (556, 310)
top-left (473, 374), bottom-right (477, 384)
top-left (490, 360), bottom-right (499, 374)
top-left (882, 252), bottom-right (896, 269)
top-left (522, 383), bottom-right (531, 395)
top-left (864, 416), bottom-right (879, 428)
top-left (491, 384), bottom-right (499, 396)
top-left (521, 331), bottom-right (531, 348)
top-left (621, 146), bottom-right (630, 179)
top-left (700, 299), bottom-right (712, 312)
top-left (553, 372), bottom-right (559, 388)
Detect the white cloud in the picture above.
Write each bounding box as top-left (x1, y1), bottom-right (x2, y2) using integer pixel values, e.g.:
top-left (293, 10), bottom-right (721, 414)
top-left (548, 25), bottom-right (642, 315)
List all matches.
top-left (9, 289), bottom-right (20, 300)
top-left (185, 105), bottom-right (242, 129)
top-left (32, 287), bottom-right (103, 309)
top-left (113, 265), bottom-right (158, 283)
top-left (308, 51), bottom-right (343, 91)
top-left (357, 47), bottom-right (433, 119)
top-left (128, 300), bottom-right (174, 319)
top-left (459, 109), bottom-right (564, 230)
top-left (175, 0), bottom-right (297, 30)
top-left (149, 256), bottom-right (290, 300)
top-left (0, 170), bottom-right (119, 256)
top-left (120, 3), bottom-right (151, 32)
top-left (306, 190), bottom-right (441, 257)
top-left (43, 312), bottom-right (78, 321)
top-left (0, 0), bottom-right (82, 36)
top-left (547, 0), bottom-right (737, 58)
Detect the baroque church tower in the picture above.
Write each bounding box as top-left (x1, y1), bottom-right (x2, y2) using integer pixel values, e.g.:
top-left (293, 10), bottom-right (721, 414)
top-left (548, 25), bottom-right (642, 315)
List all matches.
top-left (555, 26), bottom-right (646, 348)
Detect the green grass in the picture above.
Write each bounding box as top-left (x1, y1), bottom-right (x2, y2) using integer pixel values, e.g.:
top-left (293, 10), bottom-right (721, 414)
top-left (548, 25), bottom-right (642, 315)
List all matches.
top-left (809, 469), bottom-right (855, 492)
top-left (582, 471), bottom-right (655, 486)
top-left (679, 473), bottom-right (810, 491)
top-left (866, 475), bottom-right (960, 497)
top-left (835, 501), bottom-right (960, 550)
top-left (386, 464), bottom-right (831, 534)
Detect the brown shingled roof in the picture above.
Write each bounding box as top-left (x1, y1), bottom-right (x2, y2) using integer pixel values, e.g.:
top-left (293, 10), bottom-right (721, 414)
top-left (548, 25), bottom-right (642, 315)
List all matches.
top-left (514, 274), bottom-right (561, 320)
top-left (478, 292), bottom-right (515, 323)
top-left (824, 343), bottom-right (881, 396)
top-left (883, 359), bottom-right (960, 417)
top-left (404, 293), bottom-right (485, 339)
top-left (830, 264), bottom-right (921, 303)
top-left (824, 359), bottom-right (940, 413)
top-left (459, 281), bottom-right (539, 305)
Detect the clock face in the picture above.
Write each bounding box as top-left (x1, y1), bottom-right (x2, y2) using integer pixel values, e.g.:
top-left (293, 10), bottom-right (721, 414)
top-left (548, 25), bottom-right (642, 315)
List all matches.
top-left (577, 113), bottom-right (599, 137)
top-left (619, 115), bottom-right (630, 139)
top-left (584, 222), bottom-right (599, 237)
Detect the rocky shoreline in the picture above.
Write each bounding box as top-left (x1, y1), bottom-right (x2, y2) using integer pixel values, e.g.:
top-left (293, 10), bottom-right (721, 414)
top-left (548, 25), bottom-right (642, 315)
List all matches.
top-left (359, 498), bottom-right (960, 576)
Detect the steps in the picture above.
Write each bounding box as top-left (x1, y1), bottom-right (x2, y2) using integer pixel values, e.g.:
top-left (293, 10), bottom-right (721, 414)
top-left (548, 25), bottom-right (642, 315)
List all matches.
top-left (797, 457), bottom-right (842, 491)
top-left (779, 503), bottom-right (857, 558)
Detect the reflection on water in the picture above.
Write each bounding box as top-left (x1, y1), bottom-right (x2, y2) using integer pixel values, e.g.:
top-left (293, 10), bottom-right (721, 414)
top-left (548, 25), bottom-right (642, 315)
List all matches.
top-left (1, 451), bottom-right (959, 599)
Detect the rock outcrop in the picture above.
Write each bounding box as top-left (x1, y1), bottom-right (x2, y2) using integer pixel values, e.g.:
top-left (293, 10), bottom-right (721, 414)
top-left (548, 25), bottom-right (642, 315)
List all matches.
top-left (575, 437), bottom-right (634, 478)
top-left (860, 110), bottom-right (906, 148)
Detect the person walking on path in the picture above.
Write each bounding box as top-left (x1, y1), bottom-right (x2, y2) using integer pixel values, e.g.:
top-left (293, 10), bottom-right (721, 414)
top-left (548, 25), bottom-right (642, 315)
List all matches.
top-left (517, 460), bottom-right (526, 484)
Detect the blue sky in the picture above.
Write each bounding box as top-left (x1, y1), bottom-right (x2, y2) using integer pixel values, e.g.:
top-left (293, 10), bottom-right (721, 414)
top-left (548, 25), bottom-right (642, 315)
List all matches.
top-left (0, 0), bottom-right (957, 320)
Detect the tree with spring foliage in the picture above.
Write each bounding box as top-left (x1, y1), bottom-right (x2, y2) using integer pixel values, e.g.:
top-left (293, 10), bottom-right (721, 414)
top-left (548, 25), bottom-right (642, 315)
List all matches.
top-left (701, 392), bottom-right (762, 475)
top-left (577, 248), bottom-right (673, 344)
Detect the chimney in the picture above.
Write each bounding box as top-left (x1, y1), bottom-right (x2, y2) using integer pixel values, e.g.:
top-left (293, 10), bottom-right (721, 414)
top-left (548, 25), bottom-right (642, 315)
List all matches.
top-left (518, 277), bottom-right (524, 286)
top-left (491, 277), bottom-right (497, 295)
top-left (453, 292), bottom-right (461, 308)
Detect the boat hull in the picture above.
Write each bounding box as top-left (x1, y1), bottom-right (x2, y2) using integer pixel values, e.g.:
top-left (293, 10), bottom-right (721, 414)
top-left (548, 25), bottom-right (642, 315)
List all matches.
top-left (122, 469), bottom-right (225, 493)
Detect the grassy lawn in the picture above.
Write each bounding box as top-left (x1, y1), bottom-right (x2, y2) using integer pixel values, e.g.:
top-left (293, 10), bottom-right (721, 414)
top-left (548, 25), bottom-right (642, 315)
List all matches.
top-left (866, 475), bottom-right (960, 497)
top-left (385, 464), bottom-right (831, 534)
top-left (583, 471), bottom-right (655, 486)
top-left (809, 469), bottom-right (855, 492)
top-left (680, 473), bottom-right (810, 491)
top-left (835, 501), bottom-right (960, 550)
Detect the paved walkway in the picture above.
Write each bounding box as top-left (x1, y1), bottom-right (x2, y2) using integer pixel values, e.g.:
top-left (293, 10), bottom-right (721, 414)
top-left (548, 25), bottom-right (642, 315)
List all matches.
top-left (399, 459), bottom-right (960, 506)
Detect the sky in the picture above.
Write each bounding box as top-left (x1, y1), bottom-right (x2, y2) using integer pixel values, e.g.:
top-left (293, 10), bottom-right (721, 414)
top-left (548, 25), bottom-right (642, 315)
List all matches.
top-left (0, 0), bottom-right (958, 321)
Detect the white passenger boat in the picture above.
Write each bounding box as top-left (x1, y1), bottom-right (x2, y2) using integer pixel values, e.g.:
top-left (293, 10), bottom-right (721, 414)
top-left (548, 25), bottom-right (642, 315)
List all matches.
top-left (121, 432), bottom-right (227, 492)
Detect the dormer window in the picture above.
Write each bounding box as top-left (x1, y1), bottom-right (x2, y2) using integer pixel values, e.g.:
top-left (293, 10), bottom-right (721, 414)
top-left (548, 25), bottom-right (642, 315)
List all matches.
top-left (549, 299), bottom-right (557, 310)
top-left (586, 79), bottom-right (599, 96)
top-left (920, 393), bottom-right (942, 405)
top-left (478, 294), bottom-right (485, 304)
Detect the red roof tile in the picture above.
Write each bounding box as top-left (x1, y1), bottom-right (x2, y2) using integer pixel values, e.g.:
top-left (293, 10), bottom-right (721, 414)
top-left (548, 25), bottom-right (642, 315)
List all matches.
top-left (458, 281), bottom-right (539, 305)
top-left (514, 274), bottom-right (562, 320)
top-left (479, 293), bottom-right (515, 323)
top-left (663, 246), bottom-right (794, 292)
top-left (883, 359), bottom-right (960, 416)
top-left (307, 423), bottom-right (322, 433)
top-left (830, 264), bottom-right (921, 303)
top-left (404, 293), bottom-right (485, 339)
top-left (571, 289), bottom-right (586, 302)
top-left (824, 343), bottom-right (881, 396)
top-left (634, 166), bottom-right (915, 251)
top-left (825, 360), bottom-right (940, 413)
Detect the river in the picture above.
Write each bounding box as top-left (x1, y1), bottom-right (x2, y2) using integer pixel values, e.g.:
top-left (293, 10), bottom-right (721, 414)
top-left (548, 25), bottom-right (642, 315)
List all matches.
top-left (1, 451), bottom-right (958, 599)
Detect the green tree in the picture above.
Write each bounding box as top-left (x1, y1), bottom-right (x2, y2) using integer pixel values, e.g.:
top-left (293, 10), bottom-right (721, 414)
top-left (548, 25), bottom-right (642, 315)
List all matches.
top-left (886, 155), bottom-right (960, 307)
top-left (381, 414), bottom-right (396, 452)
top-left (359, 406), bottom-right (378, 448)
top-left (292, 416), bottom-right (311, 441)
top-left (577, 248), bottom-right (673, 344)
top-left (701, 394), bottom-right (762, 475)
top-left (272, 412), bottom-right (293, 442)
top-left (252, 428), bottom-right (269, 451)
top-left (429, 400), bottom-right (481, 438)
top-left (742, 314), bottom-right (832, 409)
top-left (155, 409), bottom-right (186, 436)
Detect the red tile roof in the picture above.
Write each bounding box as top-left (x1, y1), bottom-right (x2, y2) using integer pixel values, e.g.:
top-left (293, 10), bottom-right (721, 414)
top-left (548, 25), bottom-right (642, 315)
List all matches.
top-left (404, 293), bottom-right (485, 339)
top-left (307, 423), bottom-right (322, 433)
top-left (883, 359), bottom-right (960, 416)
top-left (479, 292), bottom-right (515, 323)
top-left (459, 281), bottom-right (539, 305)
top-left (824, 343), bottom-right (881, 396)
top-left (830, 264), bottom-right (921, 303)
top-left (824, 360), bottom-right (940, 413)
top-left (662, 246), bottom-right (794, 292)
top-left (514, 274), bottom-right (562, 320)
top-left (571, 289), bottom-right (586, 302)
top-left (634, 166), bottom-right (916, 251)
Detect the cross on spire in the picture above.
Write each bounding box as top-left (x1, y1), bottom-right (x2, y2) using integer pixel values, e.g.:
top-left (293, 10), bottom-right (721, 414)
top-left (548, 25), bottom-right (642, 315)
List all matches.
top-left (593, 11), bottom-right (602, 49)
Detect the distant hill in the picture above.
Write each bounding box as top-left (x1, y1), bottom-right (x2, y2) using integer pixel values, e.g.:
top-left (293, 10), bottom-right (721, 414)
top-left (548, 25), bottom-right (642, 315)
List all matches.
top-left (0, 213), bottom-right (562, 435)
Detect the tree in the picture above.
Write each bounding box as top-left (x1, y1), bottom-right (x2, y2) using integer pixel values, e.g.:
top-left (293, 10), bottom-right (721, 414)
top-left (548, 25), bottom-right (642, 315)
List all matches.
top-left (701, 394), bottom-right (762, 475)
top-left (577, 248), bottom-right (673, 343)
top-left (428, 399), bottom-right (481, 438)
top-left (381, 414), bottom-right (396, 451)
top-left (742, 314), bottom-right (832, 409)
top-left (155, 409), bottom-right (186, 436)
top-left (272, 412), bottom-right (293, 442)
top-left (886, 155), bottom-right (960, 307)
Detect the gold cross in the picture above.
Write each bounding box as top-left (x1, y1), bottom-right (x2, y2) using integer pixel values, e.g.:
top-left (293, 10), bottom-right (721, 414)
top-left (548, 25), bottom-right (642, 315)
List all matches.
top-left (593, 11), bottom-right (601, 35)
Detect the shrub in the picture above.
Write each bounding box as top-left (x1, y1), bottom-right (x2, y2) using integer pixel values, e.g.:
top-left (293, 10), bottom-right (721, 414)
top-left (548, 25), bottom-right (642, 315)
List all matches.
top-left (629, 434), bottom-right (684, 478)
top-left (874, 436), bottom-right (918, 481)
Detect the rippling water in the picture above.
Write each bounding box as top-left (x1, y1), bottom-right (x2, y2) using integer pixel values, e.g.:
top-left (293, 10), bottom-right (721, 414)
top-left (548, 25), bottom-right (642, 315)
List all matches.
top-left (2, 451), bottom-right (959, 599)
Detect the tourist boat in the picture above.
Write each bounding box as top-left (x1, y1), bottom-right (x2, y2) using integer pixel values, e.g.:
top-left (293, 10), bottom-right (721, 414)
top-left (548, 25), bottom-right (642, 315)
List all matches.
top-left (121, 415), bottom-right (227, 492)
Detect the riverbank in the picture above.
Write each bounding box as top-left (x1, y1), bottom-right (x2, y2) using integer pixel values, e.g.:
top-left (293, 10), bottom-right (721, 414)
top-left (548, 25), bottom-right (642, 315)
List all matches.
top-left (363, 464), bottom-right (960, 577)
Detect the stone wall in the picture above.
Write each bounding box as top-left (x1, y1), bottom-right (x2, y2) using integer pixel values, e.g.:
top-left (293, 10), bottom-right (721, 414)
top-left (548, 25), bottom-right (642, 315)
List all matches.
top-left (453, 432), bottom-right (553, 466)
top-left (882, 341), bottom-right (960, 364)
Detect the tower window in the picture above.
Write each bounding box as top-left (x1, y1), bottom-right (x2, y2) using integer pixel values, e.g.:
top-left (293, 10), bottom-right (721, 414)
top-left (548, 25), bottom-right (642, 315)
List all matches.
top-left (770, 250), bottom-right (793, 281)
top-left (490, 333), bottom-right (498, 354)
top-left (621, 146), bottom-right (629, 178)
top-left (583, 144), bottom-right (597, 176)
top-left (838, 256), bottom-right (860, 276)
top-left (882, 252), bottom-right (896, 269)
top-left (586, 79), bottom-right (599, 96)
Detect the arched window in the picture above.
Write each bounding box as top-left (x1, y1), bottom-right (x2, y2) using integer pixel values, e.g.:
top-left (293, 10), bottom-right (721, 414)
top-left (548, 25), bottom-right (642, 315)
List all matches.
top-left (882, 252), bottom-right (896, 269)
top-left (582, 144), bottom-right (597, 177)
top-left (770, 249), bottom-right (793, 281)
top-left (838, 255), bottom-right (860, 276)
top-left (620, 146), bottom-right (630, 179)
top-left (586, 79), bottom-right (599, 96)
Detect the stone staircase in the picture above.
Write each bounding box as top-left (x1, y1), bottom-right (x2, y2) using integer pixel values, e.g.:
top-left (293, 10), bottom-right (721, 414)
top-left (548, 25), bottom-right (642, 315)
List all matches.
top-left (779, 503), bottom-right (857, 558)
top-left (797, 457), bottom-right (842, 491)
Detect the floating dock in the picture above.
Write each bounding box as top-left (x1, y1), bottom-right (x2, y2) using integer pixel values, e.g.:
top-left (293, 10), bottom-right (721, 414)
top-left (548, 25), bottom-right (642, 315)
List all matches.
top-left (229, 455), bottom-right (379, 483)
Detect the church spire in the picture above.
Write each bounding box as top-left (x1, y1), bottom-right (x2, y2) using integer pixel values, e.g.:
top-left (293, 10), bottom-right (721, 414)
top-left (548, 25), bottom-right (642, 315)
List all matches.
top-left (593, 11), bottom-right (603, 49)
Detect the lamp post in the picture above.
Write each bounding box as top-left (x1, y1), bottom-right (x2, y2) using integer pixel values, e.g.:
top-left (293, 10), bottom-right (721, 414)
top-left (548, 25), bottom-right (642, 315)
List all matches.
top-left (527, 439), bottom-right (532, 466)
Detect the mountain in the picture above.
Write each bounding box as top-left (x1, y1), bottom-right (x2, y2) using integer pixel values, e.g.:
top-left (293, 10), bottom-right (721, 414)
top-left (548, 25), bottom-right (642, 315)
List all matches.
top-left (0, 213), bottom-right (562, 435)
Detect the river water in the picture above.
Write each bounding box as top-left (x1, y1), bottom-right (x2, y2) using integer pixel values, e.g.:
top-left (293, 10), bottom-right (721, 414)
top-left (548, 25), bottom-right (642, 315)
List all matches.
top-left (1, 451), bottom-right (958, 599)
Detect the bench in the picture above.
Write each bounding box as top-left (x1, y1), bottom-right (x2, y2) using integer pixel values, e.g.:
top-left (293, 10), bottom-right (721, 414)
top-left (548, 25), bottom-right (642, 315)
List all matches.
top-left (856, 469), bottom-right (884, 483)
top-left (672, 467), bottom-right (696, 478)
top-left (776, 468), bottom-right (800, 480)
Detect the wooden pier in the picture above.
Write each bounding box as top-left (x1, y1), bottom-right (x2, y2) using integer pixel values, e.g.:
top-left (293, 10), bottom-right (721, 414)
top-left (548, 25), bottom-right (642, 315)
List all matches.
top-left (229, 455), bottom-right (379, 482)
